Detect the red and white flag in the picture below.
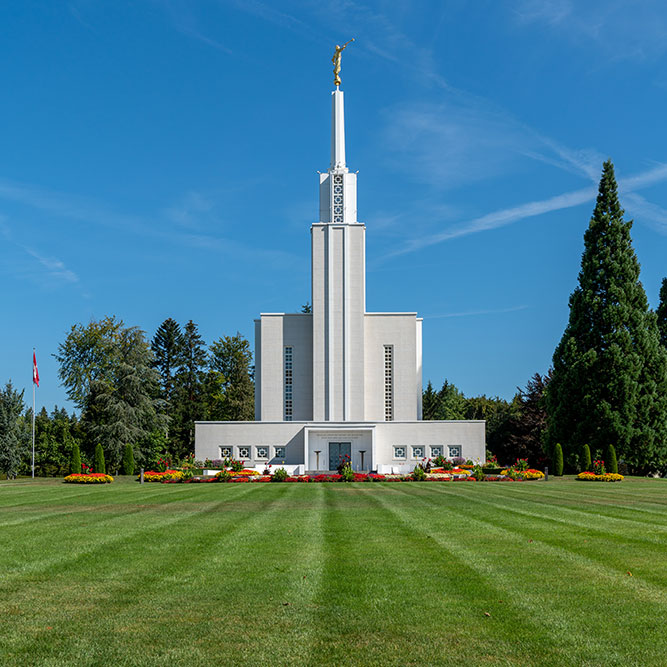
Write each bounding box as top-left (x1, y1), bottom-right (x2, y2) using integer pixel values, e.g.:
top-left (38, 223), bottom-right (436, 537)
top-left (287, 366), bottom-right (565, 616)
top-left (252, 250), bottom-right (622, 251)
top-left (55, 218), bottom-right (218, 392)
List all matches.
top-left (32, 350), bottom-right (39, 387)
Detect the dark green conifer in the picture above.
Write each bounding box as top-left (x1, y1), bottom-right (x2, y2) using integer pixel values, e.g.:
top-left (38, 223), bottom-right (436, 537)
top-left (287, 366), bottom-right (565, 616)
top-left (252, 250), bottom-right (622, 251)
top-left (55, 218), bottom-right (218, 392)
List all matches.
top-left (546, 161), bottom-right (667, 473)
top-left (121, 443), bottom-right (135, 476)
top-left (605, 444), bottom-right (618, 474)
top-left (657, 278), bottom-right (667, 349)
top-left (580, 444), bottom-right (591, 472)
top-left (70, 442), bottom-right (82, 475)
top-left (553, 443), bottom-right (564, 476)
top-left (94, 443), bottom-right (106, 474)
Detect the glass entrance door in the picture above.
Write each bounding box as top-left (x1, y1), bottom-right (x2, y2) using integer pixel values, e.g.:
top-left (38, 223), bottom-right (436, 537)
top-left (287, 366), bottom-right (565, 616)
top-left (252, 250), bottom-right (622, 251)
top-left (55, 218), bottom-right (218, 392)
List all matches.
top-left (329, 442), bottom-right (352, 471)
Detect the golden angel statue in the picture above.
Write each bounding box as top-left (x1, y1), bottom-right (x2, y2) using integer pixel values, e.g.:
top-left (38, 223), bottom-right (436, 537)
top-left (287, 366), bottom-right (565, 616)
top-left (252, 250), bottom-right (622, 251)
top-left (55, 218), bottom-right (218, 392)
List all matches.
top-left (332, 39), bottom-right (354, 87)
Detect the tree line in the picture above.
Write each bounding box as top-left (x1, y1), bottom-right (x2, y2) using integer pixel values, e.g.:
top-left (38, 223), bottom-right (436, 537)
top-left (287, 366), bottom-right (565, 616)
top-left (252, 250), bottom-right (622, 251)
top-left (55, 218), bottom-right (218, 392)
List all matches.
top-left (0, 318), bottom-right (254, 477)
top-left (423, 162), bottom-right (667, 475)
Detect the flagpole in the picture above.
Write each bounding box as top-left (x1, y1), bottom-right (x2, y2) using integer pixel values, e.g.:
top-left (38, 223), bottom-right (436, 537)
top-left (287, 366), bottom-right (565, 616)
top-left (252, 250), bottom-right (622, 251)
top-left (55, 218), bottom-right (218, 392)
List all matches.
top-left (32, 348), bottom-right (36, 479)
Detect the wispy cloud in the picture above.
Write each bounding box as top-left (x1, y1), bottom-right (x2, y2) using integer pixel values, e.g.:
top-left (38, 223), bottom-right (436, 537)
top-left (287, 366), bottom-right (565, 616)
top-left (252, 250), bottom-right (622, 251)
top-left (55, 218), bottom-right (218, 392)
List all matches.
top-left (624, 192), bottom-right (667, 234)
top-left (381, 163), bottom-right (667, 260)
top-left (0, 177), bottom-right (300, 268)
top-left (512, 0), bottom-right (667, 62)
top-left (424, 305), bottom-right (529, 319)
top-left (22, 246), bottom-right (79, 284)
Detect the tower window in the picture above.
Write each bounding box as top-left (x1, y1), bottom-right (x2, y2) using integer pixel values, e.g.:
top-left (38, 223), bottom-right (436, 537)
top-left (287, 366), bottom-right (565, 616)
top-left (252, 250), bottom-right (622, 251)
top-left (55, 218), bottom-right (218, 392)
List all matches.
top-left (284, 346), bottom-right (293, 421)
top-left (384, 345), bottom-right (393, 421)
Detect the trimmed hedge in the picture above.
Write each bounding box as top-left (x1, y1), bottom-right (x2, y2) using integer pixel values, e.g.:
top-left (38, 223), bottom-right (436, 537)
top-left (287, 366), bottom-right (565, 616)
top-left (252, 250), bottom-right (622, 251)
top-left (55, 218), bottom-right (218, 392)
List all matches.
top-left (122, 444), bottom-right (135, 476)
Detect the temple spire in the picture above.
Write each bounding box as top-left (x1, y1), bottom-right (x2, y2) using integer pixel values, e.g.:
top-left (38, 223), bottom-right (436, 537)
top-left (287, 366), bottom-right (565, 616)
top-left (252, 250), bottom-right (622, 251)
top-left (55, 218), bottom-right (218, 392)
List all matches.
top-left (330, 89), bottom-right (346, 171)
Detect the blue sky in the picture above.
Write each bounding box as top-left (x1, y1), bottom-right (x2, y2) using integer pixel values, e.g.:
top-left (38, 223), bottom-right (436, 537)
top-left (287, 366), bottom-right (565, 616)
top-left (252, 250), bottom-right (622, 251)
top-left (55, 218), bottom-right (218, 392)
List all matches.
top-left (2, 0), bottom-right (667, 413)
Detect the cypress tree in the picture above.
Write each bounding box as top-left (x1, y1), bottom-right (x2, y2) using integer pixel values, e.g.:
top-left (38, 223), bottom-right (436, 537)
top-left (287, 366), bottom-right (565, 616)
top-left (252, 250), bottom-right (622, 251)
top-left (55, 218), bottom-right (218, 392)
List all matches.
top-left (580, 443), bottom-right (591, 472)
top-left (94, 443), bottom-right (106, 474)
top-left (553, 443), bottom-right (564, 476)
top-left (657, 278), bottom-right (667, 349)
top-left (121, 443), bottom-right (135, 476)
top-left (70, 442), bottom-right (82, 475)
top-left (546, 161), bottom-right (667, 473)
top-left (605, 444), bottom-right (618, 474)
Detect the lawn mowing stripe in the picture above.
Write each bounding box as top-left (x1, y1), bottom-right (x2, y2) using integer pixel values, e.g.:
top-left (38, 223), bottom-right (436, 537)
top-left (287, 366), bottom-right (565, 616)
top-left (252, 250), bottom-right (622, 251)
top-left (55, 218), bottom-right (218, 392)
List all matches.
top-left (352, 484), bottom-right (581, 666)
top-left (0, 484), bottom-right (259, 582)
top-left (434, 485), bottom-right (667, 543)
top-left (399, 484), bottom-right (667, 602)
top-left (373, 483), bottom-right (659, 666)
top-left (0, 484), bottom-right (292, 665)
top-left (487, 483), bottom-right (667, 521)
top-left (491, 480), bottom-right (667, 510)
top-left (0, 483), bottom-right (209, 529)
top-left (308, 485), bottom-right (553, 666)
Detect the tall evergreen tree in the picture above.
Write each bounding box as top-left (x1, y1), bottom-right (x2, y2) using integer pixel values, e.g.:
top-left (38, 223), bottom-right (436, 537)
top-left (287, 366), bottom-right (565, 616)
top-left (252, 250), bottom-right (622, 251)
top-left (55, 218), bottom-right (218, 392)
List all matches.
top-left (151, 318), bottom-right (185, 412)
top-left (545, 161), bottom-right (667, 473)
top-left (209, 333), bottom-right (255, 421)
top-left (422, 381), bottom-right (440, 420)
top-left (94, 443), bottom-right (106, 474)
top-left (0, 382), bottom-right (27, 479)
top-left (437, 381), bottom-right (467, 420)
top-left (657, 277), bottom-right (667, 349)
top-left (171, 320), bottom-right (208, 457)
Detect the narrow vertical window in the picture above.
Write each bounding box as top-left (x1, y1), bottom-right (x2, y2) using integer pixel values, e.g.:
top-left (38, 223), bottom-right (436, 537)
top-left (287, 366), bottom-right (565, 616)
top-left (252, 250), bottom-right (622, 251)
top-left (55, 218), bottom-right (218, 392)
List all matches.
top-left (384, 345), bottom-right (393, 421)
top-left (284, 346), bottom-right (293, 421)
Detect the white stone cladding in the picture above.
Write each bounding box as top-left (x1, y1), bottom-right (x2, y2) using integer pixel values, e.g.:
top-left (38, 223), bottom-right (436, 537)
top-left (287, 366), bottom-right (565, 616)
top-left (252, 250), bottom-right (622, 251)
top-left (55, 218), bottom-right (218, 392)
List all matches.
top-left (196, 420), bottom-right (486, 471)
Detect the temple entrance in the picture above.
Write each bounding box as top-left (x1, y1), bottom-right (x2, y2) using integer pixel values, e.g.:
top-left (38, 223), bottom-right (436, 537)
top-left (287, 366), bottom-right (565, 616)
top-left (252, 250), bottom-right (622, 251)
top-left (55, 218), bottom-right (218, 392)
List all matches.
top-left (328, 442), bottom-right (351, 471)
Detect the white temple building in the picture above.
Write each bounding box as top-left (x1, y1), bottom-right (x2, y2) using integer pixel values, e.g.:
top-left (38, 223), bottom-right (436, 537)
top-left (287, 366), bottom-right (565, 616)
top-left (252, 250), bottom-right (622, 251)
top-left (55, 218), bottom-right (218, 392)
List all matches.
top-left (195, 82), bottom-right (485, 473)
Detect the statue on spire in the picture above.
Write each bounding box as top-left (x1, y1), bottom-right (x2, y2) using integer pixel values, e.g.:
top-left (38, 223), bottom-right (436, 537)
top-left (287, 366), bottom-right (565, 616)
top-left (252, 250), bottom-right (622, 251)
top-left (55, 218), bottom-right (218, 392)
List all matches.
top-left (332, 39), bottom-right (354, 87)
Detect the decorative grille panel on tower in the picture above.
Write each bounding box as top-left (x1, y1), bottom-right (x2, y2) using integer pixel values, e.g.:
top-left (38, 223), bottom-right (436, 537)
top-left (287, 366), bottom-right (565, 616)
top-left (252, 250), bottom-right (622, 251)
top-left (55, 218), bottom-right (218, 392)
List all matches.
top-left (284, 346), bottom-right (293, 421)
top-left (384, 345), bottom-right (393, 421)
top-left (332, 175), bottom-right (344, 223)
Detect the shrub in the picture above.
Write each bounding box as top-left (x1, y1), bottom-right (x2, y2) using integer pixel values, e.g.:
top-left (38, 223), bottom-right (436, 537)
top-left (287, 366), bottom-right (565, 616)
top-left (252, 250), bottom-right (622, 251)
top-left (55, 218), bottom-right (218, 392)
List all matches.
top-left (432, 455), bottom-right (447, 468)
top-left (272, 467), bottom-right (288, 482)
top-left (553, 443), bottom-right (564, 476)
top-left (340, 466), bottom-right (355, 482)
top-left (580, 444), bottom-right (592, 472)
top-left (70, 442), bottom-right (82, 476)
top-left (121, 444), bottom-right (135, 476)
top-left (215, 469), bottom-right (231, 482)
top-left (337, 454), bottom-right (352, 475)
top-left (514, 458), bottom-right (529, 472)
top-left (411, 465), bottom-right (426, 481)
top-left (472, 465), bottom-right (485, 481)
top-left (605, 444), bottom-right (618, 474)
top-left (94, 444), bottom-right (106, 474)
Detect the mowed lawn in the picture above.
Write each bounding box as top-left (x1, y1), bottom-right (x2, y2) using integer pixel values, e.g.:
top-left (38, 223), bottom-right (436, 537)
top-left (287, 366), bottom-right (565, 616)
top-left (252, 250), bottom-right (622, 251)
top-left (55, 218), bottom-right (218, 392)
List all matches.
top-left (0, 478), bottom-right (666, 666)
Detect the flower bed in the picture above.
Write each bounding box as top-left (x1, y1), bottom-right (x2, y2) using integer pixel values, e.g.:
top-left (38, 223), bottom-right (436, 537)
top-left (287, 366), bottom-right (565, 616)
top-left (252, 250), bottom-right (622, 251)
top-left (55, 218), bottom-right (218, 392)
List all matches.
top-left (64, 473), bottom-right (113, 484)
top-left (577, 472), bottom-right (624, 482)
top-left (522, 469), bottom-right (545, 480)
top-left (142, 470), bottom-right (184, 482)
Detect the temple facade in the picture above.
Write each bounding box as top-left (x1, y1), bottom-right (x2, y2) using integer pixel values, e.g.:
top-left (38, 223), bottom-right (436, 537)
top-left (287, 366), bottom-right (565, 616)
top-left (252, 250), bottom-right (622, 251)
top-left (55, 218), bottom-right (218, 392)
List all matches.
top-left (195, 83), bottom-right (485, 474)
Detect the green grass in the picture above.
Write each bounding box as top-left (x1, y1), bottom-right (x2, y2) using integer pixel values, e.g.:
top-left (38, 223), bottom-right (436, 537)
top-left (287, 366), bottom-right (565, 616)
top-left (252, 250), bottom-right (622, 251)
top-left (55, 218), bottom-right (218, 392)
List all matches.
top-left (0, 477), bottom-right (666, 666)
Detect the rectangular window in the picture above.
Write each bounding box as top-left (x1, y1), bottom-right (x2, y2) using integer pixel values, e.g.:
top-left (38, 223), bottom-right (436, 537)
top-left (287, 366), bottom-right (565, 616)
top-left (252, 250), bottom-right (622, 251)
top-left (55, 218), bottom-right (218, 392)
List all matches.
top-left (284, 346), bottom-right (293, 421)
top-left (384, 345), bottom-right (393, 421)
top-left (430, 446), bottom-right (443, 458)
top-left (238, 446), bottom-right (250, 459)
top-left (219, 446), bottom-right (232, 458)
top-left (412, 446), bottom-right (424, 459)
top-left (256, 446), bottom-right (269, 459)
top-left (448, 445), bottom-right (462, 458)
top-left (393, 446), bottom-right (406, 459)
top-left (274, 446), bottom-right (286, 459)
